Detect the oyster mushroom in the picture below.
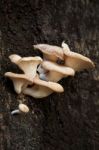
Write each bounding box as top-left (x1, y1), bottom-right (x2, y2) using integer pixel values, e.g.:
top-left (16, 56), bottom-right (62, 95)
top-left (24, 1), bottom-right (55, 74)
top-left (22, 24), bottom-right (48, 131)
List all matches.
top-left (39, 61), bottom-right (75, 82)
top-left (5, 72), bottom-right (33, 94)
top-left (9, 54), bottom-right (42, 80)
top-left (33, 44), bottom-right (64, 62)
top-left (62, 41), bottom-right (95, 71)
top-left (11, 103), bottom-right (29, 115)
top-left (23, 75), bottom-right (64, 98)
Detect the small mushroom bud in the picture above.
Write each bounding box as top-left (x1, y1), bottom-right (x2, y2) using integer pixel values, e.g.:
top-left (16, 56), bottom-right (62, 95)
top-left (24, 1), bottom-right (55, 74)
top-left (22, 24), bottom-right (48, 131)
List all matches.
top-left (11, 104), bottom-right (29, 115)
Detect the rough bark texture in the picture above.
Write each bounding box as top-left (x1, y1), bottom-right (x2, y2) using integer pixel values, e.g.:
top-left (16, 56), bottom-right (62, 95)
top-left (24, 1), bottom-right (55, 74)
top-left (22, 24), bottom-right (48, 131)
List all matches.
top-left (0, 0), bottom-right (99, 150)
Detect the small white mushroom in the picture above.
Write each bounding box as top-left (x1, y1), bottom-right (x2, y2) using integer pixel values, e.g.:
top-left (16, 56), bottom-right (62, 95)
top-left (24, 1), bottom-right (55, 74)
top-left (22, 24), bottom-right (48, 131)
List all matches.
top-left (23, 75), bottom-right (64, 98)
top-left (33, 44), bottom-right (64, 62)
top-left (11, 104), bottom-right (29, 115)
top-left (5, 72), bottom-right (33, 94)
top-left (39, 61), bottom-right (75, 82)
top-left (62, 42), bottom-right (95, 71)
top-left (9, 54), bottom-right (42, 80)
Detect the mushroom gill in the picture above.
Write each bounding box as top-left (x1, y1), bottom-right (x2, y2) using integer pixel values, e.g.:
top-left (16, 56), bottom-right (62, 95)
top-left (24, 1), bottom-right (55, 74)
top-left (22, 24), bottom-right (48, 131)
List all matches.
top-left (9, 54), bottom-right (42, 80)
top-left (5, 72), bottom-right (33, 94)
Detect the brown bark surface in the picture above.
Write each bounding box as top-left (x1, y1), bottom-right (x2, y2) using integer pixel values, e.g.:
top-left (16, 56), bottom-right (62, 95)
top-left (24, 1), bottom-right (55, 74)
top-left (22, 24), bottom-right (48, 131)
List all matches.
top-left (0, 0), bottom-right (99, 150)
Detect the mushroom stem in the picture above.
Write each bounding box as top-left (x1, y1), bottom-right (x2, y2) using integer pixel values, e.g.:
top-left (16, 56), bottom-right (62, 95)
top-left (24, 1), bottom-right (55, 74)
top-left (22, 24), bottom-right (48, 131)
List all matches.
top-left (11, 109), bottom-right (20, 115)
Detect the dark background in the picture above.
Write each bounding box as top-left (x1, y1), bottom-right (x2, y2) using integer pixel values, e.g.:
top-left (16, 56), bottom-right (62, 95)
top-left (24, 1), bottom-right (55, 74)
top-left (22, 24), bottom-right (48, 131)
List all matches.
top-left (0, 0), bottom-right (99, 150)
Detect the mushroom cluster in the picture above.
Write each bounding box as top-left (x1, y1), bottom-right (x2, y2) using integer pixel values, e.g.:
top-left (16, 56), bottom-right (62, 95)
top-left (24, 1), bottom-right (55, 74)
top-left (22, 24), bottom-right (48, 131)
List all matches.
top-left (5, 42), bottom-right (94, 99)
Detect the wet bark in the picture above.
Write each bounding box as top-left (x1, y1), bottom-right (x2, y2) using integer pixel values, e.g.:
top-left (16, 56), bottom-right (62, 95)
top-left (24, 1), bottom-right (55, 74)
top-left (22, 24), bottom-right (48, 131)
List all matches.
top-left (0, 0), bottom-right (99, 150)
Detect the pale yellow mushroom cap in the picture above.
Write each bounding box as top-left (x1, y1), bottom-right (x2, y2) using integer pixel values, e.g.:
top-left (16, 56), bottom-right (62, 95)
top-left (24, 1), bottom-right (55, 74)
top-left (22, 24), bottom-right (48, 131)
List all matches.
top-left (33, 44), bottom-right (64, 62)
top-left (5, 72), bottom-right (33, 94)
top-left (9, 54), bottom-right (21, 63)
top-left (19, 104), bottom-right (29, 113)
top-left (62, 42), bottom-right (95, 71)
top-left (33, 75), bottom-right (64, 92)
top-left (39, 61), bottom-right (75, 82)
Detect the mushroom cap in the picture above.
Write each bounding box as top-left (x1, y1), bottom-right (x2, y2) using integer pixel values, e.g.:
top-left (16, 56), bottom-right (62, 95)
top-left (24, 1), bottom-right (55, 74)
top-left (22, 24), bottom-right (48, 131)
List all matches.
top-left (9, 54), bottom-right (21, 63)
top-left (9, 54), bottom-right (42, 65)
top-left (62, 42), bottom-right (95, 71)
top-left (5, 72), bottom-right (33, 94)
top-left (33, 75), bottom-right (64, 93)
top-left (17, 56), bottom-right (42, 79)
top-left (23, 85), bottom-right (56, 98)
top-left (19, 104), bottom-right (29, 113)
top-left (4, 72), bottom-right (33, 81)
top-left (64, 51), bottom-right (95, 71)
top-left (17, 56), bottom-right (42, 63)
top-left (33, 44), bottom-right (64, 60)
top-left (9, 55), bottom-right (42, 80)
top-left (41, 61), bottom-right (75, 76)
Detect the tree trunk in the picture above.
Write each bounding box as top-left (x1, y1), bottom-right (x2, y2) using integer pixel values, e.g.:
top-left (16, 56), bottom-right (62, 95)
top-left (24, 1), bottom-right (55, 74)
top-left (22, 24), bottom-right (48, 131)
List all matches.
top-left (0, 0), bottom-right (99, 150)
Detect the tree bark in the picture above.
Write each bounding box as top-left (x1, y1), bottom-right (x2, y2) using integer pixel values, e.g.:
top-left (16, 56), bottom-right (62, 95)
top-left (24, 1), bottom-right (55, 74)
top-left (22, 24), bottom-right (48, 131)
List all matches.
top-left (0, 0), bottom-right (99, 150)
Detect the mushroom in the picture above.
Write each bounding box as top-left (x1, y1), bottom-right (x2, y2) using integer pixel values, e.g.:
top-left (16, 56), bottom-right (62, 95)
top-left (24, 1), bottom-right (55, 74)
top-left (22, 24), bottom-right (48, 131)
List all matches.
top-left (9, 54), bottom-right (42, 80)
top-left (5, 72), bottom-right (33, 94)
top-left (33, 44), bottom-right (64, 62)
top-left (39, 61), bottom-right (75, 82)
top-left (11, 103), bottom-right (29, 115)
top-left (23, 75), bottom-right (64, 98)
top-left (62, 41), bottom-right (95, 71)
